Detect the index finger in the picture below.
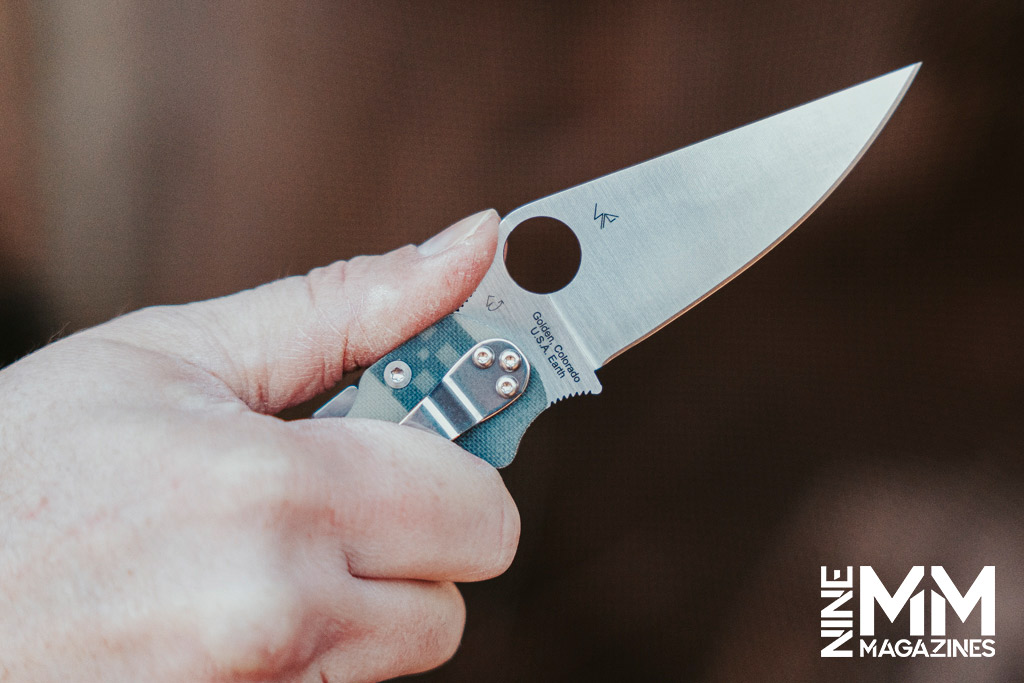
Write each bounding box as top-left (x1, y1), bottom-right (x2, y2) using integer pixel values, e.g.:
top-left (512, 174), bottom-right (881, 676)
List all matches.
top-left (285, 417), bottom-right (520, 583)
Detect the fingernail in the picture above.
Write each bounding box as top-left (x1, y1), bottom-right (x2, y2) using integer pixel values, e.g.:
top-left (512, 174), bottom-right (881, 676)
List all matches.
top-left (417, 209), bottom-right (497, 256)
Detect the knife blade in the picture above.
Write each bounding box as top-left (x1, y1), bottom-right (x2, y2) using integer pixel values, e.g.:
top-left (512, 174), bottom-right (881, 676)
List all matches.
top-left (315, 64), bottom-right (919, 468)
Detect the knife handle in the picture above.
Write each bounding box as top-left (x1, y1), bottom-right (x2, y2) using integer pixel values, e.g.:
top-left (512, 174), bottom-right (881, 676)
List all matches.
top-left (327, 313), bottom-right (548, 468)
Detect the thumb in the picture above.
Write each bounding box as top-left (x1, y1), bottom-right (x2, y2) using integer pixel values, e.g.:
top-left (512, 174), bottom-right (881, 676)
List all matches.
top-left (99, 209), bottom-right (499, 413)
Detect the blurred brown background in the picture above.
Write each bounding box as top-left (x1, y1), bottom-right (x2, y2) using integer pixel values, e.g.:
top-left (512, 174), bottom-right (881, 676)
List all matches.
top-left (1, 1), bottom-right (1022, 681)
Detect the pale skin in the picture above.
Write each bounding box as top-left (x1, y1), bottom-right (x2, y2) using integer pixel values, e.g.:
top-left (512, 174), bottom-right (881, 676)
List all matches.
top-left (0, 210), bottom-right (518, 682)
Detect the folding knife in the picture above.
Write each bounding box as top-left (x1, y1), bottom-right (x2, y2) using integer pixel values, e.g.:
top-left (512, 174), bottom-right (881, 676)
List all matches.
top-left (315, 64), bottom-right (919, 468)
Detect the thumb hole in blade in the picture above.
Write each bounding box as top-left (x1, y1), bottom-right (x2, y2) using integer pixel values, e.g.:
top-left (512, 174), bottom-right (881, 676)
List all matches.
top-left (503, 216), bottom-right (581, 295)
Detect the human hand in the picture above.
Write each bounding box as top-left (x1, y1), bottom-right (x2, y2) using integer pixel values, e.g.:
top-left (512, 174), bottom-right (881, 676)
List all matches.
top-left (0, 210), bottom-right (517, 682)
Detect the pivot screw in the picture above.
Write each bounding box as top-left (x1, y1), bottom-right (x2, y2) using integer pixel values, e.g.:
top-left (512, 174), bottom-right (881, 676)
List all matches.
top-left (499, 349), bottom-right (521, 372)
top-left (473, 346), bottom-right (495, 368)
top-left (384, 360), bottom-right (411, 389)
top-left (496, 375), bottom-right (519, 398)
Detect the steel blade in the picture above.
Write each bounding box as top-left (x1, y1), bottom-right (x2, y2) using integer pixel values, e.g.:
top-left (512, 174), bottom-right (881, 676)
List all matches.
top-left (460, 64), bottom-right (919, 403)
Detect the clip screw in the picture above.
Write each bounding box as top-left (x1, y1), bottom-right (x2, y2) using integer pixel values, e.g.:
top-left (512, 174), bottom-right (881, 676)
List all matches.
top-left (496, 375), bottom-right (519, 398)
top-left (384, 360), bottom-right (411, 389)
top-left (499, 349), bottom-right (521, 372)
top-left (473, 346), bottom-right (495, 368)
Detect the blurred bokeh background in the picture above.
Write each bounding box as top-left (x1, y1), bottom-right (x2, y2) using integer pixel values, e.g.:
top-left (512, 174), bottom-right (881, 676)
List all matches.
top-left (1, 1), bottom-right (1021, 680)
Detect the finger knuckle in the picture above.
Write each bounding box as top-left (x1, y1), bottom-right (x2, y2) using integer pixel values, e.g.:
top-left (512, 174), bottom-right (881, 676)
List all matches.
top-left (492, 493), bottom-right (521, 576)
top-left (468, 463), bottom-right (521, 578)
top-left (200, 580), bottom-right (310, 677)
top-left (206, 442), bottom-right (296, 515)
top-left (415, 583), bottom-right (466, 671)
